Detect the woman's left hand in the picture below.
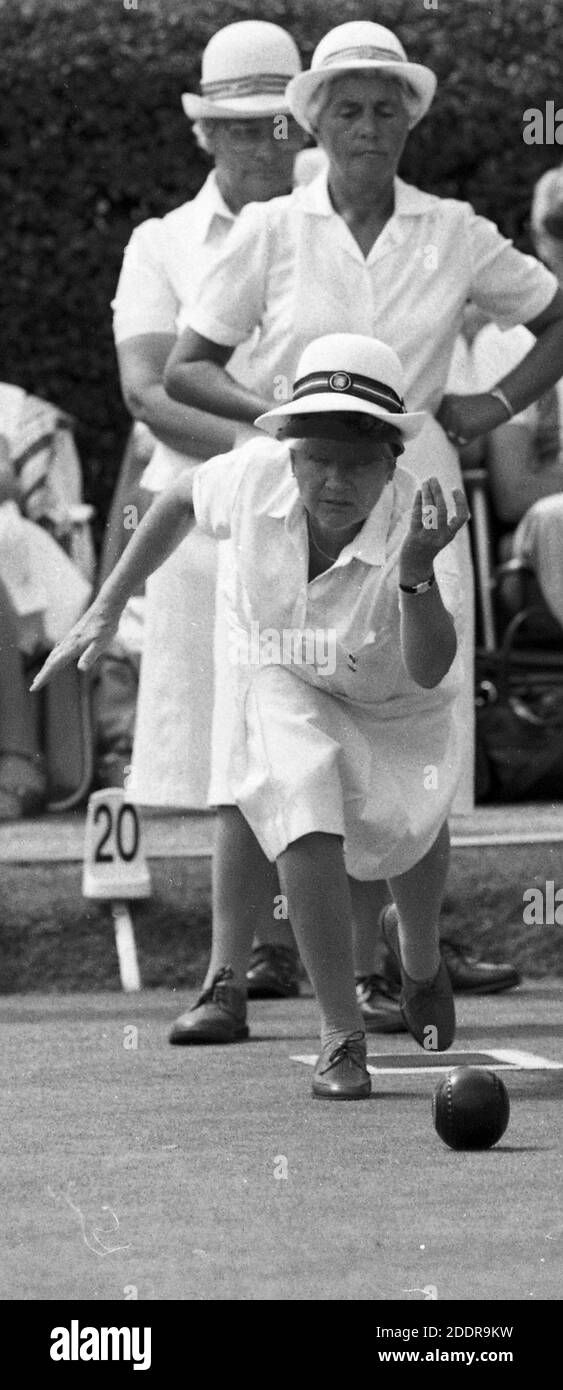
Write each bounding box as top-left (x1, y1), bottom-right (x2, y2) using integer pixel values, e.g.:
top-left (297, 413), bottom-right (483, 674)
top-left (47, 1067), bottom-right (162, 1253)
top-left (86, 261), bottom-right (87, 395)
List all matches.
top-left (436, 391), bottom-right (509, 446)
top-left (400, 478), bottom-right (469, 581)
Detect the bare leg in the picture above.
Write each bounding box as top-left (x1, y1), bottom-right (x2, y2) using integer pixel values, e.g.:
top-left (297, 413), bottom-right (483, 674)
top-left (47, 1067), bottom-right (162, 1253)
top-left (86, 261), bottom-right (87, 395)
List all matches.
top-left (205, 804), bottom-right (282, 992)
top-left (388, 822), bottom-right (450, 980)
top-left (276, 832), bottom-right (363, 1042)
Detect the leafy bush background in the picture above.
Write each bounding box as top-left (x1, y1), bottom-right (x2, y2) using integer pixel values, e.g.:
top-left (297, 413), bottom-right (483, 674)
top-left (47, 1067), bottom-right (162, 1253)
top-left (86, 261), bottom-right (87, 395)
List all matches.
top-left (2, 0), bottom-right (561, 544)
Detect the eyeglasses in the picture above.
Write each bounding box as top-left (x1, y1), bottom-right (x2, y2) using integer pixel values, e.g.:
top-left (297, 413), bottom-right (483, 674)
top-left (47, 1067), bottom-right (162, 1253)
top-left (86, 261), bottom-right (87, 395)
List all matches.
top-left (219, 119), bottom-right (303, 150)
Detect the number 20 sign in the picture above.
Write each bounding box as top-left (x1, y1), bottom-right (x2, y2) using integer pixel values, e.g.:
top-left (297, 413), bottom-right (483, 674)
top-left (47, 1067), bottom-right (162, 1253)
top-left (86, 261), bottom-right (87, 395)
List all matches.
top-left (82, 789), bottom-right (152, 901)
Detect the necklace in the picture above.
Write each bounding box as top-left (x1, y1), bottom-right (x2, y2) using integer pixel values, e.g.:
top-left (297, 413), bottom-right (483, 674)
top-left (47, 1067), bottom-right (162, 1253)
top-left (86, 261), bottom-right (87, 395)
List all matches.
top-left (307, 515), bottom-right (340, 563)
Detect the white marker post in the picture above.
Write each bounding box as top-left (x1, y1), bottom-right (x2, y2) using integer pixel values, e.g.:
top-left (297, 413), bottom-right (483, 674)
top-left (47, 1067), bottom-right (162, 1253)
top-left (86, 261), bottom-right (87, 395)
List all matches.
top-left (82, 788), bottom-right (151, 991)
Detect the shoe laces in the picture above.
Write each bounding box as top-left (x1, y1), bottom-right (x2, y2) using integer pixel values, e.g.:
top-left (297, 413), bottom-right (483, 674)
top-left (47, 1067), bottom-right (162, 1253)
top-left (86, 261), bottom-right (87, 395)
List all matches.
top-left (195, 966), bottom-right (236, 1008)
top-left (322, 1030), bottom-right (367, 1072)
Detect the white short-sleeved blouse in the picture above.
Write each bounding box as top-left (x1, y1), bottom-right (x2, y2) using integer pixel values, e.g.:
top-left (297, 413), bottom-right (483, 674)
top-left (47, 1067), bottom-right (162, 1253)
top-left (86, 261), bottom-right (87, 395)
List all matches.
top-left (186, 171), bottom-right (557, 418)
top-left (112, 171), bottom-right (259, 491)
top-left (192, 439), bottom-right (465, 878)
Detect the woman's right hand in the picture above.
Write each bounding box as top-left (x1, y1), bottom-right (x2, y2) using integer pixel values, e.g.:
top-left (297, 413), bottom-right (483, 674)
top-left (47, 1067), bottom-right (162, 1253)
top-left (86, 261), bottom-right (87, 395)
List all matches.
top-left (436, 391), bottom-right (510, 446)
top-left (29, 599), bottom-right (121, 692)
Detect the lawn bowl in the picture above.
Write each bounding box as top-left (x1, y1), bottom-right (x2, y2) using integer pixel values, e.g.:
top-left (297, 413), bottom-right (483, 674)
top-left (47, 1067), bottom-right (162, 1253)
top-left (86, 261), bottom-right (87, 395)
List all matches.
top-left (433, 1067), bottom-right (510, 1150)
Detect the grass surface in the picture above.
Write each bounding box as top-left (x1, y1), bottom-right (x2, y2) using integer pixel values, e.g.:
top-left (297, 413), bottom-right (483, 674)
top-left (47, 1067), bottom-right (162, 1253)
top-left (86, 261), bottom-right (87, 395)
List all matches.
top-left (1, 987), bottom-right (562, 1302)
top-left (1, 845), bottom-right (562, 993)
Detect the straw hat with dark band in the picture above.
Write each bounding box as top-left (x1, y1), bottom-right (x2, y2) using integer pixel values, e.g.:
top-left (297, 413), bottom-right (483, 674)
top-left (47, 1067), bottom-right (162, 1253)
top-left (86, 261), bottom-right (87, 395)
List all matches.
top-left (285, 21), bottom-right (436, 134)
top-left (182, 20), bottom-right (302, 121)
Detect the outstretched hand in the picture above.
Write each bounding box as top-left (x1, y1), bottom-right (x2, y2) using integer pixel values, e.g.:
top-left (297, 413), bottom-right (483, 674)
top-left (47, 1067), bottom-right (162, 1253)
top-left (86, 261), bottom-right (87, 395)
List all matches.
top-left (29, 600), bottom-right (121, 693)
top-left (400, 478), bottom-right (469, 580)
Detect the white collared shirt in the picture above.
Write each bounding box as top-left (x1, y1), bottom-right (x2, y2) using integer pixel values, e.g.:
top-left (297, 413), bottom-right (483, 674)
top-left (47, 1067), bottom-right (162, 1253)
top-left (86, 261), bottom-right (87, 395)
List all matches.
top-left (187, 170), bottom-right (557, 417)
top-left (193, 438), bottom-right (463, 707)
top-left (112, 172), bottom-right (259, 489)
top-left (113, 171), bottom-right (235, 341)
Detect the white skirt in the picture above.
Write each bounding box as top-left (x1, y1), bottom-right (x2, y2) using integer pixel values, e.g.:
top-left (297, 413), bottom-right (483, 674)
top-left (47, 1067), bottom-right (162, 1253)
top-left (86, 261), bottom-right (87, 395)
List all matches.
top-left (229, 662), bottom-right (463, 879)
top-left (127, 525), bottom-right (218, 808)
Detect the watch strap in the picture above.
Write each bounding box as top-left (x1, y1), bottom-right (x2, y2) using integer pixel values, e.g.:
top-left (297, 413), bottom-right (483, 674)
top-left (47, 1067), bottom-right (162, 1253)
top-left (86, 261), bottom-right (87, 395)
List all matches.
top-left (399, 573), bottom-right (436, 595)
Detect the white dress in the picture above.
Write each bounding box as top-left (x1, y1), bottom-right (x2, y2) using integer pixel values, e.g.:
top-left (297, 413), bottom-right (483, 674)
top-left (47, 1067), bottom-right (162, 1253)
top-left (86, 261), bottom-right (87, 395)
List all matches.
top-left (112, 174), bottom-right (254, 807)
top-left (194, 441), bottom-right (465, 879)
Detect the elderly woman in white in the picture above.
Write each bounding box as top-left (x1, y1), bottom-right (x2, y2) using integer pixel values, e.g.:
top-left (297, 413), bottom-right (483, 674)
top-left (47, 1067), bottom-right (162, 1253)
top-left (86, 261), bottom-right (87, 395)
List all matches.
top-left (111, 20), bottom-right (305, 984)
top-left (31, 333), bottom-right (469, 1099)
top-left (164, 19), bottom-right (563, 1011)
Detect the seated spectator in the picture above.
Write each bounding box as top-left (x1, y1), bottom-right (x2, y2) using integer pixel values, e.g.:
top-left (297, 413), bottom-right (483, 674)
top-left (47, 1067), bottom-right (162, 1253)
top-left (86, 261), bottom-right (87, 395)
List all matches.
top-left (0, 387), bottom-right (93, 818)
top-left (0, 573), bottom-right (46, 819)
top-left (468, 165), bottom-right (563, 631)
top-left (0, 383), bottom-right (96, 576)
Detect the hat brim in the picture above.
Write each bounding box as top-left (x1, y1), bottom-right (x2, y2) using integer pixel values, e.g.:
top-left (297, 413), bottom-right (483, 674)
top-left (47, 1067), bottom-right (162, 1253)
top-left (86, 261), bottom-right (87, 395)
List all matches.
top-left (255, 394), bottom-right (426, 441)
top-left (182, 93), bottom-right (293, 121)
top-left (286, 61), bottom-right (436, 134)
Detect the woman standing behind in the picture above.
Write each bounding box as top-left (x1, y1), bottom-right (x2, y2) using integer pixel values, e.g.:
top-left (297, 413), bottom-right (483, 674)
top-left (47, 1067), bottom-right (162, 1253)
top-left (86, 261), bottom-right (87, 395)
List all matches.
top-left (111, 22), bottom-right (304, 1000)
top-left (113, 21), bottom-right (302, 808)
top-left (168, 22), bottom-right (563, 461)
top-left (166, 22), bottom-right (563, 803)
top-left (163, 21), bottom-right (563, 1034)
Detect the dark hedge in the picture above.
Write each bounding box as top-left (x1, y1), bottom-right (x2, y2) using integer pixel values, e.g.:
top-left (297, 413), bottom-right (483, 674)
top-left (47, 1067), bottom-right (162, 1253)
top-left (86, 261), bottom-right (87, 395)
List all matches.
top-left (2, 0), bottom-right (561, 542)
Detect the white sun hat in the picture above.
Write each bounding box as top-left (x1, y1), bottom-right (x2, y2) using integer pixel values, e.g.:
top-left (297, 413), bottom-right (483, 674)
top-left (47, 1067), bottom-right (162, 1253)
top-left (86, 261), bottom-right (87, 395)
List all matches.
top-left (256, 334), bottom-right (426, 440)
top-left (286, 21), bottom-right (436, 135)
top-left (181, 20), bottom-right (302, 122)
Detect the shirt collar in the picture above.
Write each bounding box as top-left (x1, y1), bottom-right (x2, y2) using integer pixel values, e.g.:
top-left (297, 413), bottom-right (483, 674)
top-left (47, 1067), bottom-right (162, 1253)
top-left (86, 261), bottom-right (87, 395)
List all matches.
top-left (266, 456), bottom-right (414, 567)
top-left (191, 170), bottom-right (236, 241)
top-left (265, 454), bottom-right (299, 519)
top-left (299, 169), bottom-right (433, 220)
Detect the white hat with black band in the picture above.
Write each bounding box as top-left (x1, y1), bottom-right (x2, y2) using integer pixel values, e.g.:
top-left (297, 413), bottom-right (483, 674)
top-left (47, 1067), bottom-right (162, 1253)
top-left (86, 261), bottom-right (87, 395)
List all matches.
top-left (256, 334), bottom-right (426, 440)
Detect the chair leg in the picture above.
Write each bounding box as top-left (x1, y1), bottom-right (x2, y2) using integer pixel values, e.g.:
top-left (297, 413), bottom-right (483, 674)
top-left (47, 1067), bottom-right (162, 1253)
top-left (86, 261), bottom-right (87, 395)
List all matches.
top-left (46, 672), bottom-right (94, 813)
top-left (470, 484), bottom-right (497, 653)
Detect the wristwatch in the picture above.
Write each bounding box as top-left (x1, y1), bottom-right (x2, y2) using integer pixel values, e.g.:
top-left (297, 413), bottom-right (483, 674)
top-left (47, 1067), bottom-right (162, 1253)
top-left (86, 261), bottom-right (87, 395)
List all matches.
top-left (399, 574), bottom-right (436, 595)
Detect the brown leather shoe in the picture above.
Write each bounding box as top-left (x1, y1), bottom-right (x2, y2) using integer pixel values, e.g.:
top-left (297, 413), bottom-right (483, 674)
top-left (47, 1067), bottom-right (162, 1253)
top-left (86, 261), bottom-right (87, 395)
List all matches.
top-left (169, 967), bottom-right (249, 1045)
top-left (380, 906), bottom-right (455, 1052)
top-left (312, 1031), bottom-right (371, 1100)
top-left (246, 944), bottom-right (300, 999)
top-left (439, 940), bottom-right (521, 994)
top-left (382, 931), bottom-right (521, 996)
